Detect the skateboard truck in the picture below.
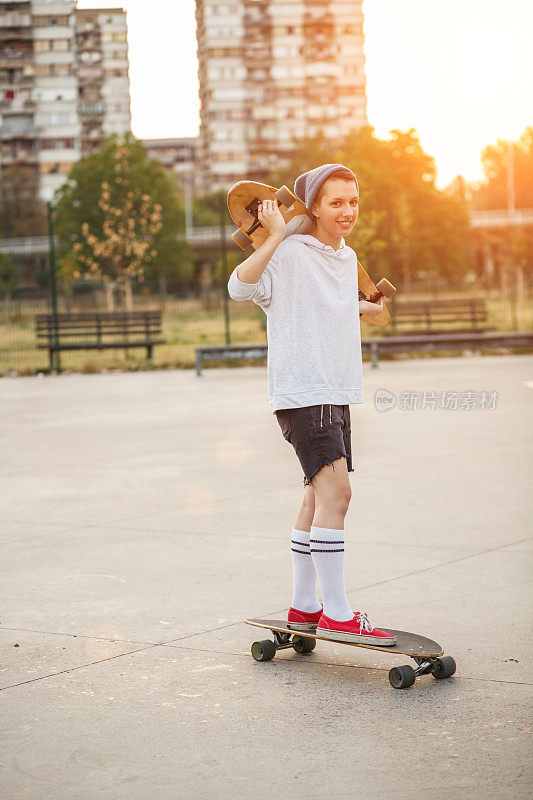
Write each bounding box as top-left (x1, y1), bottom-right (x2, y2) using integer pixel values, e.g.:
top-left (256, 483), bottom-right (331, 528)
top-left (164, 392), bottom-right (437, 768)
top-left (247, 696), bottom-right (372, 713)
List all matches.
top-left (251, 630), bottom-right (316, 661)
top-left (242, 196), bottom-right (286, 241)
top-left (359, 279), bottom-right (396, 304)
top-left (358, 278), bottom-right (396, 319)
top-left (228, 182), bottom-right (304, 250)
top-left (389, 656), bottom-right (455, 689)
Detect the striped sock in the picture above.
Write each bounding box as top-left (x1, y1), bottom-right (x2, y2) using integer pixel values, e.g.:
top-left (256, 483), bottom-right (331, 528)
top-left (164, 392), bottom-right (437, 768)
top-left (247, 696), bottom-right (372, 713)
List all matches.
top-left (291, 528), bottom-right (322, 613)
top-left (310, 526), bottom-right (353, 622)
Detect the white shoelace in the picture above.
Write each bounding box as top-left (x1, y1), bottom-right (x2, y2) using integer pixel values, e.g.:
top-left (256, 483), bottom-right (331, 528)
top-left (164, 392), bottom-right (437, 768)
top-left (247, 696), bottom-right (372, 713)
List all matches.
top-left (356, 611), bottom-right (374, 633)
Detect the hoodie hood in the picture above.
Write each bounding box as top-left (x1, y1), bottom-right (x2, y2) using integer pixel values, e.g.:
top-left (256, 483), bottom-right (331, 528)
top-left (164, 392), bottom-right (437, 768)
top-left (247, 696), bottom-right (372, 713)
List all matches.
top-left (287, 233), bottom-right (349, 255)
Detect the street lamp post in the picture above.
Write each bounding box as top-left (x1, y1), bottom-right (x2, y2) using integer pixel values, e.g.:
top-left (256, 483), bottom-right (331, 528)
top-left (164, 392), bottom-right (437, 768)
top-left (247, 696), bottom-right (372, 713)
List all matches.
top-left (46, 200), bottom-right (61, 374)
top-left (219, 193), bottom-right (230, 345)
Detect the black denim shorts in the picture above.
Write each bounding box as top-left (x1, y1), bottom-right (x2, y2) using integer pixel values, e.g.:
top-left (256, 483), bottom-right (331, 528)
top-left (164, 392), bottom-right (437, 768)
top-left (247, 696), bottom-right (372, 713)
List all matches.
top-left (275, 404), bottom-right (354, 487)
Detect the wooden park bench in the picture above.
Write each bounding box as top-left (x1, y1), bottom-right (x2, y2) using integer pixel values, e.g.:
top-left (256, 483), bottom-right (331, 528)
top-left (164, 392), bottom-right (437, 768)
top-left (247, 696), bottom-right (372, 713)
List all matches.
top-left (36, 311), bottom-right (165, 370)
top-left (388, 297), bottom-right (495, 334)
top-left (255, 296), bottom-right (494, 336)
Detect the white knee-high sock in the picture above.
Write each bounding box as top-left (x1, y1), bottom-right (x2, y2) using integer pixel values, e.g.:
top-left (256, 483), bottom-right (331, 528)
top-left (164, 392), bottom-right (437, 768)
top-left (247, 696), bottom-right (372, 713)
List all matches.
top-left (310, 526), bottom-right (353, 621)
top-left (291, 528), bottom-right (322, 613)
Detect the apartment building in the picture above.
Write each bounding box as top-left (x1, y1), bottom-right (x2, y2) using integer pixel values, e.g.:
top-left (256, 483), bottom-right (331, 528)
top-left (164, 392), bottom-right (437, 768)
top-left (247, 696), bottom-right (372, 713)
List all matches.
top-left (141, 136), bottom-right (199, 189)
top-left (0, 1), bottom-right (41, 193)
top-left (33, 0), bottom-right (79, 200)
top-left (195, 0), bottom-right (368, 192)
top-left (0, 0), bottom-right (131, 203)
top-left (76, 6), bottom-right (130, 157)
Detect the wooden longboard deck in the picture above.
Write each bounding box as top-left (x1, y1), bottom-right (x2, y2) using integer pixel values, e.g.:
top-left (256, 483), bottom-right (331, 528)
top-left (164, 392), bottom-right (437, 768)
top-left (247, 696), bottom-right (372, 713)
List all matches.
top-left (245, 619), bottom-right (443, 658)
top-left (357, 260), bottom-right (391, 327)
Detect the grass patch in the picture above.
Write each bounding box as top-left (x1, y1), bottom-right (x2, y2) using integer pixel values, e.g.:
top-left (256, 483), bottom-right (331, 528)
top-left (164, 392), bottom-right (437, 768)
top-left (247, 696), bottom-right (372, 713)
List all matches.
top-left (1, 291), bottom-right (531, 376)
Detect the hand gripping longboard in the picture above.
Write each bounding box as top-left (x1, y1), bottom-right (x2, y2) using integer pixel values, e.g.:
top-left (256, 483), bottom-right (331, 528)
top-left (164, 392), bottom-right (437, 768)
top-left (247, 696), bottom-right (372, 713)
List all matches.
top-left (245, 618), bottom-right (457, 690)
top-left (227, 180), bottom-right (397, 326)
top-left (227, 180), bottom-right (311, 250)
top-left (357, 263), bottom-right (397, 326)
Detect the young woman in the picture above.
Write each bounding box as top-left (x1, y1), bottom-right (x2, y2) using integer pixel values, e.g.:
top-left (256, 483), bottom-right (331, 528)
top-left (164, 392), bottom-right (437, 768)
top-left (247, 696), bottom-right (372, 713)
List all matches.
top-left (228, 164), bottom-right (396, 646)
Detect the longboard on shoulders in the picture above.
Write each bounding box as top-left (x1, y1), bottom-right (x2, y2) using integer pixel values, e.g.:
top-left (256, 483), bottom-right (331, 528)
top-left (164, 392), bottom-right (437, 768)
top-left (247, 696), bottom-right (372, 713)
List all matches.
top-left (227, 179), bottom-right (397, 326)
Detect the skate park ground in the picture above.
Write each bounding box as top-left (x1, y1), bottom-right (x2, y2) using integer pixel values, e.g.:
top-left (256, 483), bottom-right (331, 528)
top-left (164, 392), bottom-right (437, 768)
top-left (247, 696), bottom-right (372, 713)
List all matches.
top-left (1, 354), bottom-right (532, 800)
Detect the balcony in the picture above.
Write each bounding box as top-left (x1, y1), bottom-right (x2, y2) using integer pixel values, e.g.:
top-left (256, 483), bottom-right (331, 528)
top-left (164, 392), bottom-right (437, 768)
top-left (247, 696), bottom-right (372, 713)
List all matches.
top-left (0, 13), bottom-right (32, 30)
top-left (77, 65), bottom-right (104, 81)
top-left (81, 128), bottom-right (103, 142)
top-left (76, 36), bottom-right (101, 51)
top-left (244, 51), bottom-right (271, 66)
top-left (0, 145), bottom-right (38, 164)
top-left (0, 95), bottom-right (34, 112)
top-left (79, 102), bottom-right (105, 117)
top-left (0, 46), bottom-right (33, 66)
top-left (0, 125), bottom-right (37, 139)
top-left (0, 72), bottom-right (34, 88)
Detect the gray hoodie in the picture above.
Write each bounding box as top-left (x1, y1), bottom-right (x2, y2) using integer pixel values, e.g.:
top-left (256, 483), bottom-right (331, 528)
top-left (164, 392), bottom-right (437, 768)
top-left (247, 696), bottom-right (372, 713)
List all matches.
top-left (227, 233), bottom-right (364, 413)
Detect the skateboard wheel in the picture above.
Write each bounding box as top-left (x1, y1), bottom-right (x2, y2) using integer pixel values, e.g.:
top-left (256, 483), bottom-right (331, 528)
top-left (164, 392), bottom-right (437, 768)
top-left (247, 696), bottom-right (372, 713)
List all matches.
top-left (251, 639), bottom-right (276, 662)
top-left (375, 278), bottom-right (397, 298)
top-left (292, 635), bottom-right (316, 654)
top-left (431, 656), bottom-right (456, 680)
top-left (389, 665), bottom-right (416, 689)
top-left (232, 227), bottom-right (254, 250)
top-left (275, 185), bottom-right (298, 209)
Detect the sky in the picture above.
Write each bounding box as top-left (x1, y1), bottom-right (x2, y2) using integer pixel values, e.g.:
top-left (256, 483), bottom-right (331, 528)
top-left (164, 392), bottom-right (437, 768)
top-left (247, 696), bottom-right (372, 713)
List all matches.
top-left (77, 0), bottom-right (533, 189)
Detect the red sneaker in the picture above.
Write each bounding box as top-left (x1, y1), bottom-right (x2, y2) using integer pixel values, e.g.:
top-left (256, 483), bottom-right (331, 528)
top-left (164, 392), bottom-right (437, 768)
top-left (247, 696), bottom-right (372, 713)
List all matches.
top-left (317, 611), bottom-right (397, 646)
top-left (287, 606), bottom-right (323, 630)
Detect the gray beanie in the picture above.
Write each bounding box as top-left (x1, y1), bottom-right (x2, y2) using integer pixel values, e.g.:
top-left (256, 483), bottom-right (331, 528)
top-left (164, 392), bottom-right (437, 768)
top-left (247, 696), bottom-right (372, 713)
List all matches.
top-left (294, 163), bottom-right (359, 220)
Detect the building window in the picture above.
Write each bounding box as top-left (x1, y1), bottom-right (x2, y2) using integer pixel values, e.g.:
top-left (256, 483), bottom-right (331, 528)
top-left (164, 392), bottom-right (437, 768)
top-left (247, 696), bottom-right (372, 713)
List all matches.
top-left (34, 15), bottom-right (68, 27)
top-left (40, 138), bottom-right (75, 150)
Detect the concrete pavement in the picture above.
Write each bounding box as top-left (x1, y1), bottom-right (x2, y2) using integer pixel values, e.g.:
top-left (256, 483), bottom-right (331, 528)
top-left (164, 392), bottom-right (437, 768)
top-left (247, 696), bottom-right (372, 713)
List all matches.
top-left (1, 355), bottom-right (532, 799)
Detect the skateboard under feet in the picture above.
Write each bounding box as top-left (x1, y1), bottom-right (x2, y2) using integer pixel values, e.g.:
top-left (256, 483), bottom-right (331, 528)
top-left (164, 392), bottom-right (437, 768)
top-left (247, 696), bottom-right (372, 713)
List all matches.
top-left (245, 618), bottom-right (456, 690)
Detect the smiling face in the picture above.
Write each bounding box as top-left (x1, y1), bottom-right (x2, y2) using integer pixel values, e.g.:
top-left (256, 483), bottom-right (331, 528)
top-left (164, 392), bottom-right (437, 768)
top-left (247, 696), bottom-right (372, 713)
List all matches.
top-left (311, 176), bottom-right (359, 240)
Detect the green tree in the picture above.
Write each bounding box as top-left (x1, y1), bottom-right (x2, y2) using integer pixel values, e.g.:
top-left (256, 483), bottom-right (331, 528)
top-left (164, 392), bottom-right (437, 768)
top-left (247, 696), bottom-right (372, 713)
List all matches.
top-left (471, 126), bottom-right (533, 210)
top-left (468, 127), bottom-right (533, 288)
top-left (0, 247), bottom-right (19, 297)
top-left (53, 133), bottom-right (193, 293)
top-left (0, 164), bottom-right (46, 237)
top-left (266, 125), bottom-right (470, 287)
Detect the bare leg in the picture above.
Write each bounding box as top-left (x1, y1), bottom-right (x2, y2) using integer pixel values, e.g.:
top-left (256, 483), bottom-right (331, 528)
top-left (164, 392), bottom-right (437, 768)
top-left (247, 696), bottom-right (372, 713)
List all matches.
top-left (293, 483), bottom-right (316, 532)
top-left (311, 457), bottom-right (351, 529)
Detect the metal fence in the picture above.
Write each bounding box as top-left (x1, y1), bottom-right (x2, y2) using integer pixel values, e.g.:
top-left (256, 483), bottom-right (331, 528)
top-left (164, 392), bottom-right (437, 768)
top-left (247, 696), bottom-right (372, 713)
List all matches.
top-left (1, 279), bottom-right (532, 376)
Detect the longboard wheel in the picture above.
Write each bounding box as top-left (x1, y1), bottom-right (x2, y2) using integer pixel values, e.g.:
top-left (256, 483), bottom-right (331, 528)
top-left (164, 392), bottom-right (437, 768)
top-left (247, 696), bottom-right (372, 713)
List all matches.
top-left (251, 639), bottom-right (276, 662)
top-left (275, 185), bottom-right (298, 209)
top-left (431, 655), bottom-right (456, 680)
top-left (292, 635), bottom-right (316, 654)
top-left (232, 227), bottom-right (254, 250)
top-left (389, 664), bottom-right (416, 689)
top-left (375, 278), bottom-right (397, 298)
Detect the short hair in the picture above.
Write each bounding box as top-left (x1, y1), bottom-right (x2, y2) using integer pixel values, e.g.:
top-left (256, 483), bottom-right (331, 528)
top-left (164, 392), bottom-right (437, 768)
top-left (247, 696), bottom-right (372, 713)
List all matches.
top-left (312, 168), bottom-right (358, 216)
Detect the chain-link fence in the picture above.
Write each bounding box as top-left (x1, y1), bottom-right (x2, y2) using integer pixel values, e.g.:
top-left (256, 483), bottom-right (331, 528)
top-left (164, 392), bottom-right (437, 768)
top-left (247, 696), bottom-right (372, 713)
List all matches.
top-left (2, 275), bottom-right (532, 376)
